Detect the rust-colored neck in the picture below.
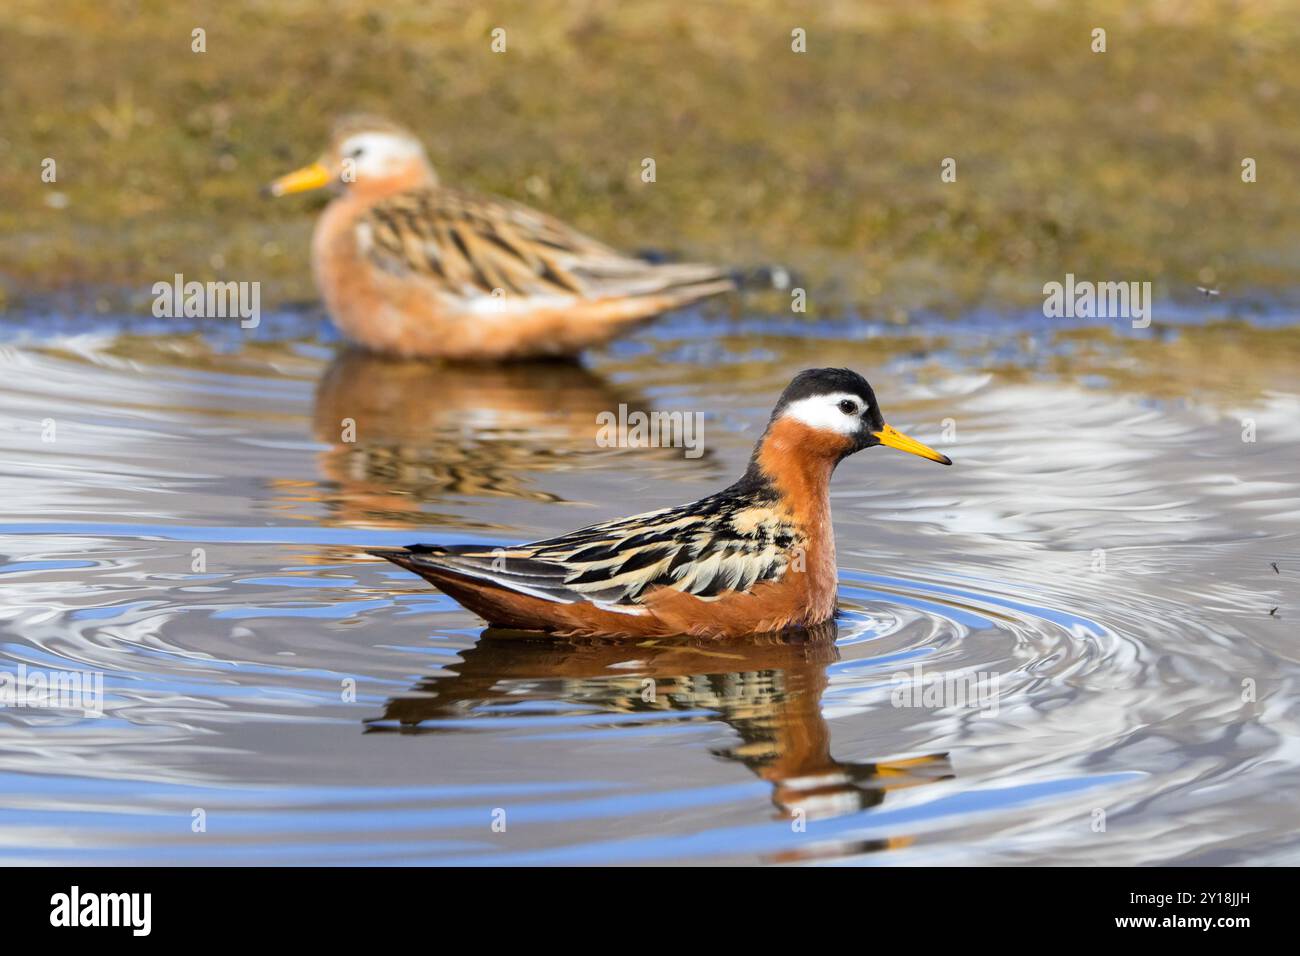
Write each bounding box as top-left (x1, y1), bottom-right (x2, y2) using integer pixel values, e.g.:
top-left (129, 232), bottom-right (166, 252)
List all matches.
top-left (345, 161), bottom-right (438, 204)
top-left (753, 418), bottom-right (848, 523)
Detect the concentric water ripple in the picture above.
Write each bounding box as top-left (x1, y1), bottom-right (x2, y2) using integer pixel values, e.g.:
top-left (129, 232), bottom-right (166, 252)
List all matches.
top-left (1, 312), bottom-right (1297, 864)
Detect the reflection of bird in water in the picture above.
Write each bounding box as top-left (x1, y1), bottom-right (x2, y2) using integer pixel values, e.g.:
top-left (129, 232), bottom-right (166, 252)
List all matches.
top-left (367, 623), bottom-right (952, 846)
top-left (265, 114), bottom-right (731, 360)
top-left (311, 350), bottom-right (657, 524)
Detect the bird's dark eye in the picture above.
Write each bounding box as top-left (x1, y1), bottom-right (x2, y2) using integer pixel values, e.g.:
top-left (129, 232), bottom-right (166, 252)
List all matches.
top-left (347, 147), bottom-right (365, 159)
top-left (838, 400), bottom-right (858, 415)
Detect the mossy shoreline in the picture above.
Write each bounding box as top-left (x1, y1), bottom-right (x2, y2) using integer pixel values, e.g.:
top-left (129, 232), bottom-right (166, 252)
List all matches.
top-left (2, 0), bottom-right (1299, 318)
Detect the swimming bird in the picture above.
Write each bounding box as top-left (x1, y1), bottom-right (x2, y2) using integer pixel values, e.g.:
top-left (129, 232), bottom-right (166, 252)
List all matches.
top-left (370, 368), bottom-right (951, 638)
top-left (264, 115), bottom-right (732, 360)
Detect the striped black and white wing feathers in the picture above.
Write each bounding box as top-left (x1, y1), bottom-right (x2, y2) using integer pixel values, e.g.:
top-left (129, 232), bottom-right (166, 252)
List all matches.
top-left (374, 485), bottom-right (802, 609)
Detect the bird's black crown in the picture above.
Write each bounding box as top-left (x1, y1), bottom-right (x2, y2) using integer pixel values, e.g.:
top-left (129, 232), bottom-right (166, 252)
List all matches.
top-left (771, 368), bottom-right (878, 417)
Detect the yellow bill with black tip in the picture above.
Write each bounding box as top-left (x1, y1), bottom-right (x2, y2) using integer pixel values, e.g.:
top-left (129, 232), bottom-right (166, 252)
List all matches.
top-left (263, 161), bottom-right (331, 197)
top-left (872, 423), bottom-right (952, 465)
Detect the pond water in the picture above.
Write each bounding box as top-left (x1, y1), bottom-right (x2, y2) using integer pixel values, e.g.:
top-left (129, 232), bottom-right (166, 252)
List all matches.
top-left (0, 302), bottom-right (1296, 865)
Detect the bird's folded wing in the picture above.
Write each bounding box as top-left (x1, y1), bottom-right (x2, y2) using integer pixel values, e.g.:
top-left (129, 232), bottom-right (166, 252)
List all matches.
top-left (357, 187), bottom-right (728, 301)
top-left (398, 497), bottom-right (800, 608)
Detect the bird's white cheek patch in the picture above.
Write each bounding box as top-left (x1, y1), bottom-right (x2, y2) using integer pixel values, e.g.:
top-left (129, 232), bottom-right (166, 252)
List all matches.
top-left (340, 133), bottom-right (426, 178)
top-left (780, 393), bottom-right (863, 436)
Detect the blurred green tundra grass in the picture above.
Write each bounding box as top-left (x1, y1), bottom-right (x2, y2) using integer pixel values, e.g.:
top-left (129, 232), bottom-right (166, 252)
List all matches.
top-left (1, 0), bottom-right (1298, 316)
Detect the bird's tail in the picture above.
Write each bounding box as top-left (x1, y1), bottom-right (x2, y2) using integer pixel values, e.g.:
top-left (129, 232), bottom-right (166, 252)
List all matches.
top-left (368, 545), bottom-right (584, 631)
top-left (578, 256), bottom-right (735, 304)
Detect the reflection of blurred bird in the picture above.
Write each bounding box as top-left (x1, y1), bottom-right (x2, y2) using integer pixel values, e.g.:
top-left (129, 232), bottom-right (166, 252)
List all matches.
top-left (266, 115), bottom-right (732, 360)
top-left (312, 351), bottom-right (648, 523)
top-left (372, 368), bottom-right (952, 637)
top-left (368, 623), bottom-right (952, 830)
